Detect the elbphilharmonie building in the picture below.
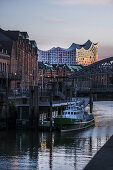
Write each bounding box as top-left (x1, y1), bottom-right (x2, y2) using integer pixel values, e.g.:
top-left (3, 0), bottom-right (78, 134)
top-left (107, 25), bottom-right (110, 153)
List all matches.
top-left (38, 40), bottom-right (98, 66)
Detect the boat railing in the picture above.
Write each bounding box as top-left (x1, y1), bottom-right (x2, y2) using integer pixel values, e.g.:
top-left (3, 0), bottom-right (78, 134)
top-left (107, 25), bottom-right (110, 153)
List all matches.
top-left (55, 115), bottom-right (77, 118)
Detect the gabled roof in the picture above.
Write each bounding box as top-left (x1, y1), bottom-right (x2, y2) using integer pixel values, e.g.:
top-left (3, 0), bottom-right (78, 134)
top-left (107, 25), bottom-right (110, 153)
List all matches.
top-left (21, 32), bottom-right (29, 39)
top-left (0, 28), bottom-right (18, 55)
top-left (0, 28), bottom-right (38, 55)
top-left (30, 40), bottom-right (37, 48)
top-left (4, 30), bottom-right (20, 41)
top-left (38, 62), bottom-right (83, 72)
top-left (38, 62), bottom-right (45, 69)
top-left (0, 41), bottom-right (13, 55)
top-left (68, 65), bottom-right (83, 72)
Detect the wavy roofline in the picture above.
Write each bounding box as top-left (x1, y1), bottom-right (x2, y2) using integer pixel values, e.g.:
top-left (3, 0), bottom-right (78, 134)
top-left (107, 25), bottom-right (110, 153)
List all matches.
top-left (38, 40), bottom-right (98, 52)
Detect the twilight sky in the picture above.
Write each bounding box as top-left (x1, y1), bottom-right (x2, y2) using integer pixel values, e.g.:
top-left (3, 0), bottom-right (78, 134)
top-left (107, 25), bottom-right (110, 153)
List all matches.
top-left (0, 0), bottom-right (113, 60)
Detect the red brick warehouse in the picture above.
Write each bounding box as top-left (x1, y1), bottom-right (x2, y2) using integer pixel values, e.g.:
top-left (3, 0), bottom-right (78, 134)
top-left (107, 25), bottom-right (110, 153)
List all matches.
top-left (0, 28), bottom-right (38, 89)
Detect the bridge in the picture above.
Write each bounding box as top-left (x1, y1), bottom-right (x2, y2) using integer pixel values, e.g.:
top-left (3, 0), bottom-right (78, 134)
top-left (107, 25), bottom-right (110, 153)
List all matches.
top-left (69, 57), bottom-right (113, 93)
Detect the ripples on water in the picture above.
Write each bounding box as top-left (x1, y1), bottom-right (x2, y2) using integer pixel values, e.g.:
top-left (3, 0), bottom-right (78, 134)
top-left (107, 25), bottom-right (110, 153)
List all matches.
top-left (0, 101), bottom-right (113, 170)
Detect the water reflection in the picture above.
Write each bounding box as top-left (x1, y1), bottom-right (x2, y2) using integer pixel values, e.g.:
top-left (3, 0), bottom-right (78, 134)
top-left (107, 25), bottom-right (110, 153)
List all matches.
top-left (0, 101), bottom-right (113, 170)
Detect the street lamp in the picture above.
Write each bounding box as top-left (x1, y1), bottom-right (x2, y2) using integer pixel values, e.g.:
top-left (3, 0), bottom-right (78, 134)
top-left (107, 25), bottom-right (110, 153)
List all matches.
top-left (14, 72), bottom-right (17, 88)
top-left (30, 73), bottom-right (32, 86)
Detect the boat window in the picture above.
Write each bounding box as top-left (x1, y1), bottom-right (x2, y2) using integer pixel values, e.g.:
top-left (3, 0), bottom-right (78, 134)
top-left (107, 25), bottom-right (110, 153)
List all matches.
top-left (74, 112), bottom-right (78, 114)
top-left (71, 112), bottom-right (73, 114)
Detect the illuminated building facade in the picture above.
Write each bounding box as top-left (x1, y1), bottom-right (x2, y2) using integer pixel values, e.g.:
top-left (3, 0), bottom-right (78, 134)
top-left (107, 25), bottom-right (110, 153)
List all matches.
top-left (38, 40), bottom-right (98, 66)
top-left (76, 40), bottom-right (98, 66)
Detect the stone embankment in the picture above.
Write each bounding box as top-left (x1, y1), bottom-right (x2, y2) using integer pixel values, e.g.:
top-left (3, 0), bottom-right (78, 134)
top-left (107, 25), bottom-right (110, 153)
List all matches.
top-left (84, 135), bottom-right (113, 170)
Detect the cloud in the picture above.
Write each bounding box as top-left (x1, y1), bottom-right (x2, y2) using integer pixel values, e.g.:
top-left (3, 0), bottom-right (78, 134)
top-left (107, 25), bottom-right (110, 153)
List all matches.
top-left (50, 0), bottom-right (113, 6)
top-left (45, 17), bottom-right (67, 24)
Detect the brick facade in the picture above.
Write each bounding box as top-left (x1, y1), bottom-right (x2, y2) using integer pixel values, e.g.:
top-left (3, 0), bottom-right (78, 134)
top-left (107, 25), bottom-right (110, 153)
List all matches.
top-left (38, 62), bottom-right (82, 88)
top-left (0, 28), bottom-right (38, 89)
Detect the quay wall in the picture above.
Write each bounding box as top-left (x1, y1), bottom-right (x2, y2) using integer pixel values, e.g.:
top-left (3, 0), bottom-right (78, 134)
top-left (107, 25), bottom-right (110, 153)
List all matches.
top-left (84, 135), bottom-right (113, 170)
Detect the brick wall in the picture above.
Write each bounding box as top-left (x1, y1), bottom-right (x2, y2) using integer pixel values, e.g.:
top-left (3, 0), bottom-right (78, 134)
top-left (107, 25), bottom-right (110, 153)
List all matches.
top-left (10, 37), bottom-right (38, 89)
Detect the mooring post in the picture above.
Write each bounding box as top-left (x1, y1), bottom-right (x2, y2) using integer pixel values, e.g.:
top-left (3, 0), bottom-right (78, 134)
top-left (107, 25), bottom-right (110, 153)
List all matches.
top-left (90, 88), bottom-right (93, 113)
top-left (29, 86), bottom-right (34, 129)
top-left (6, 65), bottom-right (9, 130)
top-left (50, 89), bottom-right (53, 132)
top-left (49, 132), bottom-right (53, 170)
top-left (34, 86), bottom-right (39, 130)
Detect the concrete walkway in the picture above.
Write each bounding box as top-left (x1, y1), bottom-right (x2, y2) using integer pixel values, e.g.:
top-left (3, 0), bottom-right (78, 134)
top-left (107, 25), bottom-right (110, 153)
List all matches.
top-left (84, 135), bottom-right (113, 170)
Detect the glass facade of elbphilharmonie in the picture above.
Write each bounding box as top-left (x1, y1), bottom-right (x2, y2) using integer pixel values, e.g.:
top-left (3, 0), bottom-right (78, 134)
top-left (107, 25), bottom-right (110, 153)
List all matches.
top-left (38, 40), bottom-right (98, 66)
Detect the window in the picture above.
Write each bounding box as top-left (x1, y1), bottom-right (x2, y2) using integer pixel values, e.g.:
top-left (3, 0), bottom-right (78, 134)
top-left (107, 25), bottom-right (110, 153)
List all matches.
top-left (3, 63), bottom-right (5, 72)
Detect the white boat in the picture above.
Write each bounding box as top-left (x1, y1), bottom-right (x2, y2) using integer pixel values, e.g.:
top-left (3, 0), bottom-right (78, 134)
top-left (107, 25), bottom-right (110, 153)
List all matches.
top-left (54, 99), bottom-right (95, 133)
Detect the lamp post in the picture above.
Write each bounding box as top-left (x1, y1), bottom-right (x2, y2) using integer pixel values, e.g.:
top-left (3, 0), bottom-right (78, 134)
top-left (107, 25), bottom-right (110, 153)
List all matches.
top-left (30, 73), bottom-right (32, 86)
top-left (29, 72), bottom-right (39, 129)
top-left (88, 77), bottom-right (93, 113)
top-left (89, 88), bottom-right (93, 113)
top-left (50, 88), bottom-right (53, 132)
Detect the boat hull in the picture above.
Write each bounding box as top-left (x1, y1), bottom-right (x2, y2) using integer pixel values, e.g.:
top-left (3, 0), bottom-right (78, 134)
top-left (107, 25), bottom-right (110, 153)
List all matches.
top-left (54, 118), bottom-right (95, 133)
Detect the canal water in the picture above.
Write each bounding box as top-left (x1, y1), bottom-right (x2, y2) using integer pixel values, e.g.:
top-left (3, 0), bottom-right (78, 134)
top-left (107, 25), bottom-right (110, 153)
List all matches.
top-left (0, 101), bottom-right (113, 170)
